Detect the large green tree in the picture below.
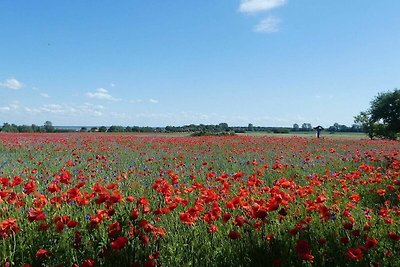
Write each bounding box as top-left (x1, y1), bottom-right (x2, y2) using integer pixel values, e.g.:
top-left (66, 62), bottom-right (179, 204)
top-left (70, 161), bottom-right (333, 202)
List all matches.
top-left (355, 89), bottom-right (400, 139)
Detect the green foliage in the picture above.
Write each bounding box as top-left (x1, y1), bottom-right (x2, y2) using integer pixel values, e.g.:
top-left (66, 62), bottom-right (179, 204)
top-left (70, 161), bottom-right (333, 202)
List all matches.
top-left (107, 125), bottom-right (126, 132)
top-left (355, 89), bottom-right (400, 140)
top-left (354, 112), bottom-right (377, 139)
top-left (190, 130), bottom-right (236, 136)
top-left (44, 121), bottom-right (55, 133)
top-left (1, 123), bottom-right (18, 132)
top-left (98, 126), bottom-right (108, 132)
top-left (271, 128), bottom-right (290, 134)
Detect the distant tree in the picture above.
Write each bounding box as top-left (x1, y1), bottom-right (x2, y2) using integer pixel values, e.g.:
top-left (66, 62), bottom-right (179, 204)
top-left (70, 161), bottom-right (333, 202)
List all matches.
top-left (248, 123), bottom-right (254, 131)
top-left (328, 126), bottom-right (336, 132)
top-left (17, 125), bottom-right (33, 133)
top-left (131, 126), bottom-right (140, 132)
top-left (338, 124), bottom-right (349, 132)
top-left (333, 123), bottom-right (340, 131)
top-left (90, 127), bottom-right (98, 132)
top-left (301, 123), bottom-right (312, 131)
top-left (80, 127), bottom-right (87, 132)
top-left (108, 125), bottom-right (125, 132)
top-left (218, 123), bottom-right (229, 131)
top-left (165, 126), bottom-right (175, 132)
top-left (292, 123), bottom-right (299, 131)
top-left (1, 123), bottom-right (18, 132)
top-left (31, 124), bottom-right (40, 132)
top-left (141, 126), bottom-right (154, 132)
top-left (351, 124), bottom-right (362, 132)
top-left (44, 121), bottom-right (55, 133)
top-left (98, 126), bottom-right (108, 132)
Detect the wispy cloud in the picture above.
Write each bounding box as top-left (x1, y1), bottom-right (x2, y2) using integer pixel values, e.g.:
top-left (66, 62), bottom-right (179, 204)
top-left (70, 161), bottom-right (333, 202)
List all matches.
top-left (253, 16), bottom-right (281, 33)
top-left (40, 93), bottom-right (50, 98)
top-left (23, 102), bottom-right (105, 117)
top-left (0, 101), bottom-right (20, 112)
top-left (0, 78), bottom-right (24, 90)
top-left (0, 106), bottom-right (10, 111)
top-left (239, 0), bottom-right (287, 13)
top-left (86, 88), bottom-right (119, 101)
top-left (149, 98), bottom-right (159, 104)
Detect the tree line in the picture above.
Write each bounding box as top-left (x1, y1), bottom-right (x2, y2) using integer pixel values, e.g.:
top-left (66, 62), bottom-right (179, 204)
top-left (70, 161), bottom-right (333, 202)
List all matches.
top-left (3, 88), bottom-right (399, 139)
top-left (0, 121), bottom-right (57, 133)
top-left (1, 121), bottom-right (361, 134)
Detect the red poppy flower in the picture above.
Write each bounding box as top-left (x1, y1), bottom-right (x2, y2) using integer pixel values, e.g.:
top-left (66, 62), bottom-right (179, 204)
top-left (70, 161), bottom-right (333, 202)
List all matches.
top-left (23, 181), bottom-right (36, 195)
top-left (126, 196), bottom-right (135, 202)
top-left (365, 237), bottom-right (378, 249)
top-left (388, 231), bottom-right (400, 241)
top-left (27, 208), bottom-right (46, 222)
top-left (351, 230), bottom-right (360, 236)
top-left (222, 213), bottom-right (232, 223)
top-left (111, 236), bottom-right (128, 250)
top-left (346, 247), bottom-right (364, 261)
top-left (208, 225), bottom-right (218, 233)
top-left (144, 260), bottom-right (156, 267)
top-left (295, 240), bottom-right (311, 255)
top-left (343, 222), bottom-right (353, 230)
top-left (254, 208), bottom-right (267, 219)
top-left (81, 259), bottom-right (95, 267)
top-left (298, 253), bottom-right (314, 262)
top-left (234, 215), bottom-right (246, 227)
top-left (228, 231), bottom-right (241, 239)
top-left (67, 220), bottom-right (78, 228)
top-left (340, 236), bottom-right (350, 244)
top-left (35, 248), bottom-right (49, 258)
top-left (265, 234), bottom-right (274, 241)
top-left (348, 193), bottom-right (361, 203)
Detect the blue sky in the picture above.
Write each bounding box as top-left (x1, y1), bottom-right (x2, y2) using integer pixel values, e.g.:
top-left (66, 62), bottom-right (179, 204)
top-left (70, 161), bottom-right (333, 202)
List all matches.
top-left (1, 0), bottom-right (399, 127)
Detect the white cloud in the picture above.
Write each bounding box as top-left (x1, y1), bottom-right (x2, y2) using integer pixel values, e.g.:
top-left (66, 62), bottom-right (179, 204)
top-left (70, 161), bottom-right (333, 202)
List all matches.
top-left (239, 0), bottom-right (287, 13)
top-left (16, 102), bottom-right (105, 117)
top-left (0, 78), bottom-right (24, 90)
top-left (86, 88), bottom-right (119, 101)
top-left (40, 104), bottom-right (64, 113)
top-left (129, 99), bottom-right (143, 104)
top-left (0, 101), bottom-right (20, 112)
top-left (40, 93), bottom-right (50, 98)
top-left (253, 16), bottom-right (281, 33)
top-left (110, 112), bottom-right (130, 119)
top-left (0, 100), bottom-right (108, 121)
top-left (79, 103), bottom-right (105, 116)
top-left (149, 98), bottom-right (159, 104)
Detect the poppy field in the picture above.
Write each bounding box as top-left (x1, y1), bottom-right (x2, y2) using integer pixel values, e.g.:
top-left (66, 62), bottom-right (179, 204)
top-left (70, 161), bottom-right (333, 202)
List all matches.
top-left (0, 133), bottom-right (399, 267)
